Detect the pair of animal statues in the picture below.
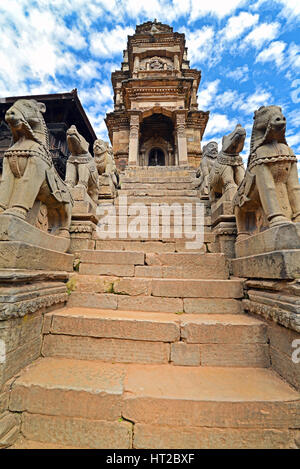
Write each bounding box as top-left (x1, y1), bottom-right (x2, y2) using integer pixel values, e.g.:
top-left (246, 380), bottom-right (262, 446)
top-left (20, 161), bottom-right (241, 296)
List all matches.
top-left (197, 105), bottom-right (300, 240)
top-left (0, 99), bottom-right (118, 239)
top-left (65, 125), bottom-right (119, 203)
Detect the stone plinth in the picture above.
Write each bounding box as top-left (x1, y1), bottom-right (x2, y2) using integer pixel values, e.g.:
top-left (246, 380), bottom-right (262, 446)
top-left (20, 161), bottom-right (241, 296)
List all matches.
top-left (0, 215), bottom-right (70, 253)
top-left (0, 242), bottom-right (73, 272)
top-left (69, 186), bottom-right (99, 255)
top-left (233, 224), bottom-right (300, 279)
top-left (69, 221), bottom-right (96, 254)
top-left (99, 174), bottom-right (117, 200)
top-left (232, 250), bottom-right (300, 279)
top-left (235, 223), bottom-right (300, 258)
top-left (70, 186), bottom-right (97, 217)
top-left (211, 199), bottom-right (237, 263)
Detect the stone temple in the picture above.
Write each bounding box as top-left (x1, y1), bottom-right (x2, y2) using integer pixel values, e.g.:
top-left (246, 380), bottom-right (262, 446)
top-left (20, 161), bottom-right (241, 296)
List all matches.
top-left (0, 21), bottom-right (299, 450)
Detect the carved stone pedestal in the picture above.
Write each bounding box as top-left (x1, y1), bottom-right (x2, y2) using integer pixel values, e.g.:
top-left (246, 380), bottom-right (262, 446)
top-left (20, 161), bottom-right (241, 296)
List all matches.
top-left (99, 174), bottom-right (117, 200)
top-left (69, 186), bottom-right (99, 255)
top-left (70, 186), bottom-right (97, 217)
top-left (211, 199), bottom-right (237, 264)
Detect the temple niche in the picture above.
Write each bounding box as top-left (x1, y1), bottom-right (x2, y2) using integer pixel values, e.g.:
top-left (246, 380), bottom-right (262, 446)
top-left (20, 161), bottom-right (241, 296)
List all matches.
top-left (105, 20), bottom-right (209, 170)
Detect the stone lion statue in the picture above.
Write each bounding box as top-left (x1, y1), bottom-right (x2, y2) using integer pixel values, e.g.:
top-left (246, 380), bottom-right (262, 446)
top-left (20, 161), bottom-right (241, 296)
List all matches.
top-left (65, 125), bottom-right (99, 203)
top-left (209, 124), bottom-right (246, 203)
top-left (233, 105), bottom-right (300, 241)
top-left (0, 99), bottom-right (72, 238)
top-left (196, 141), bottom-right (218, 197)
top-left (93, 139), bottom-right (119, 188)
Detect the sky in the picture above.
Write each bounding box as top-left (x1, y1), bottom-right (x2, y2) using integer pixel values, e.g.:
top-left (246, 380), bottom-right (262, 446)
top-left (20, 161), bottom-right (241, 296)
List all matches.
top-left (0, 0), bottom-right (300, 170)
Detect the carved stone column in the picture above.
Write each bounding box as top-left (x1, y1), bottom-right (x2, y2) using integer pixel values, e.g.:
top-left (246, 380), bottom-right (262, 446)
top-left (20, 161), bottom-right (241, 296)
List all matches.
top-left (128, 114), bottom-right (140, 166)
top-left (175, 112), bottom-right (188, 166)
top-left (133, 56), bottom-right (140, 78)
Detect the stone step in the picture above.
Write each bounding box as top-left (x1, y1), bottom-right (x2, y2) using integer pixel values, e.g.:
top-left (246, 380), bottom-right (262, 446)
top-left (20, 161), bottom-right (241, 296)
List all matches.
top-left (121, 177), bottom-right (196, 184)
top-left (97, 215), bottom-right (211, 226)
top-left (69, 274), bottom-right (244, 299)
top-left (93, 239), bottom-right (214, 253)
top-left (115, 196), bottom-right (201, 205)
top-left (67, 292), bottom-right (242, 314)
top-left (123, 166), bottom-right (195, 176)
top-left (118, 189), bottom-right (198, 197)
top-left (79, 250), bottom-right (145, 266)
top-left (41, 308), bottom-right (268, 366)
top-left (79, 251), bottom-right (228, 279)
top-left (9, 357), bottom-right (300, 448)
top-left (121, 182), bottom-right (198, 190)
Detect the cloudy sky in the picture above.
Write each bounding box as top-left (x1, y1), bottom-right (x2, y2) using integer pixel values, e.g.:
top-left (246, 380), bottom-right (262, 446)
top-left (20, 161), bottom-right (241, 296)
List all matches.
top-left (0, 0), bottom-right (300, 167)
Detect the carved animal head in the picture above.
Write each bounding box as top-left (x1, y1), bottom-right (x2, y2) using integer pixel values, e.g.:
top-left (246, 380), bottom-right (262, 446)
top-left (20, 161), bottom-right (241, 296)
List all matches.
top-left (202, 141), bottom-right (218, 159)
top-left (5, 99), bottom-right (48, 146)
top-left (221, 124), bottom-right (246, 156)
top-left (66, 125), bottom-right (89, 156)
top-left (93, 139), bottom-right (109, 158)
top-left (250, 106), bottom-right (287, 157)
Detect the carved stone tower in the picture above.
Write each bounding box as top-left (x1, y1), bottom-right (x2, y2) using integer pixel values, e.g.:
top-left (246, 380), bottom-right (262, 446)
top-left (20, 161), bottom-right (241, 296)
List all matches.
top-left (105, 20), bottom-right (209, 170)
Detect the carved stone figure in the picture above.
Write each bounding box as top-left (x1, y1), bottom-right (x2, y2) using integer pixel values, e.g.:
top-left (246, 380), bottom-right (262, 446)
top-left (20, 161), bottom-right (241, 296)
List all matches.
top-left (209, 124), bottom-right (246, 203)
top-left (93, 139), bottom-right (119, 188)
top-left (0, 99), bottom-right (72, 238)
top-left (65, 125), bottom-right (99, 203)
top-left (233, 106), bottom-right (300, 240)
top-left (196, 141), bottom-right (218, 197)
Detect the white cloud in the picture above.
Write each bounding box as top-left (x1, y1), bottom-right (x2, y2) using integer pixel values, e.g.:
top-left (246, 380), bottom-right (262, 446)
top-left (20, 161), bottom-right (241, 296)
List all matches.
top-left (189, 0), bottom-right (247, 22)
top-left (226, 65), bottom-right (249, 82)
top-left (184, 27), bottom-right (216, 64)
top-left (221, 12), bottom-right (259, 41)
top-left (288, 110), bottom-right (300, 129)
top-left (76, 61), bottom-right (102, 81)
top-left (256, 0), bottom-right (300, 20)
top-left (205, 113), bottom-right (237, 136)
top-left (256, 41), bottom-right (286, 67)
top-left (235, 89), bottom-right (272, 114)
top-left (90, 25), bottom-right (134, 57)
top-left (242, 22), bottom-right (280, 49)
top-left (214, 90), bottom-right (240, 108)
top-left (79, 82), bottom-right (113, 108)
top-left (197, 79), bottom-right (220, 109)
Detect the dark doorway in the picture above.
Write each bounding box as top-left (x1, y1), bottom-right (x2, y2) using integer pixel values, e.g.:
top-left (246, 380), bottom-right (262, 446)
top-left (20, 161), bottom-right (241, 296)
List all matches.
top-left (148, 148), bottom-right (165, 166)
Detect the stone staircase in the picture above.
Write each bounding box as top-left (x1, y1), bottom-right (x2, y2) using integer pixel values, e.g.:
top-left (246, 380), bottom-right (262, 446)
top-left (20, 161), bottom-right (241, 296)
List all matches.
top-left (8, 166), bottom-right (300, 449)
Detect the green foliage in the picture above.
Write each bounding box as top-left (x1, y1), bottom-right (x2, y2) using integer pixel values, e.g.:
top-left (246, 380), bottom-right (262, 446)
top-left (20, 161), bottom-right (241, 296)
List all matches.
top-left (66, 277), bottom-right (77, 295)
top-left (73, 259), bottom-right (81, 272)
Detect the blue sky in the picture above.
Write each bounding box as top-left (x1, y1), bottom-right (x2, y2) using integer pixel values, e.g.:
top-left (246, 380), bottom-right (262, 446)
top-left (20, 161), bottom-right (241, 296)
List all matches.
top-left (0, 0), bottom-right (300, 169)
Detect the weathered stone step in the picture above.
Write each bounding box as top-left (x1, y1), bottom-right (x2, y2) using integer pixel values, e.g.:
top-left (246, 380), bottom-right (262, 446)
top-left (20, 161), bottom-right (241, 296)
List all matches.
top-left (121, 182), bottom-right (198, 190)
top-left (41, 308), bottom-right (266, 366)
top-left (79, 251), bottom-right (228, 279)
top-left (9, 357), bottom-right (300, 448)
top-left (118, 189), bottom-right (198, 197)
top-left (9, 438), bottom-right (78, 449)
top-left (69, 274), bottom-right (244, 298)
top-left (79, 250), bottom-right (145, 266)
top-left (67, 292), bottom-right (242, 314)
top-left (115, 196), bottom-right (201, 205)
top-left (94, 239), bottom-right (214, 253)
top-left (95, 232), bottom-right (212, 242)
top-left (121, 177), bottom-right (196, 184)
top-left (98, 215), bottom-right (211, 226)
